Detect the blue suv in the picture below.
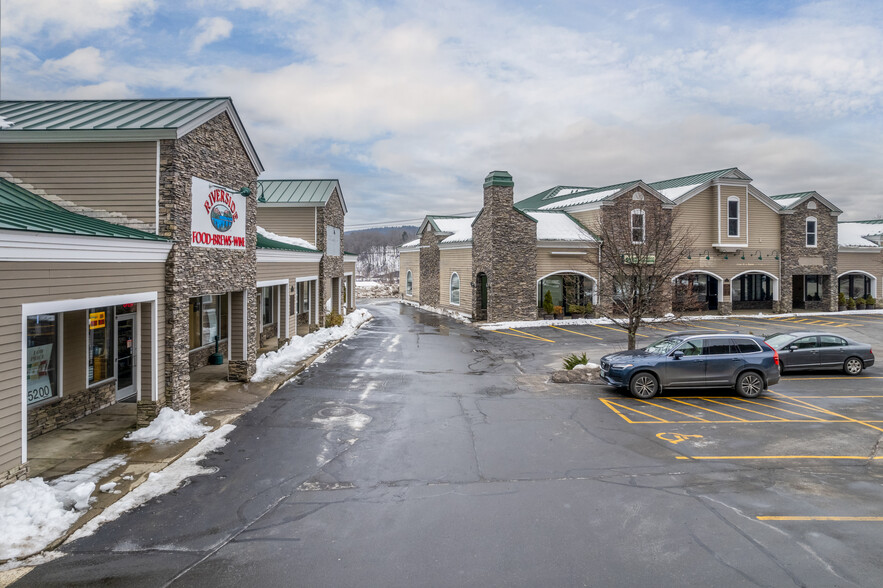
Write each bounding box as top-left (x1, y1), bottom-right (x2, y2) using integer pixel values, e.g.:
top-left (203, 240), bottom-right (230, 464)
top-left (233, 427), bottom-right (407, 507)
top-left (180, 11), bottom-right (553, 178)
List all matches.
top-left (600, 333), bottom-right (780, 399)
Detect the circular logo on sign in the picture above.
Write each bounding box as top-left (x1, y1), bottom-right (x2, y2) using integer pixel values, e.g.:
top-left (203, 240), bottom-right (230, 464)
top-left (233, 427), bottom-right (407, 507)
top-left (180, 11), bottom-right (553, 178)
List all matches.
top-left (210, 204), bottom-right (234, 232)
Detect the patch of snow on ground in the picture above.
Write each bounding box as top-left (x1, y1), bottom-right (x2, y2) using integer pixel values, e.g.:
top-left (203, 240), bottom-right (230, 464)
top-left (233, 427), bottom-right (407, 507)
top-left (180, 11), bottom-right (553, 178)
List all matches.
top-left (252, 308), bottom-right (372, 382)
top-left (0, 455), bottom-right (126, 561)
top-left (69, 424), bottom-right (235, 542)
top-left (357, 280), bottom-right (383, 287)
top-left (124, 407), bottom-right (211, 443)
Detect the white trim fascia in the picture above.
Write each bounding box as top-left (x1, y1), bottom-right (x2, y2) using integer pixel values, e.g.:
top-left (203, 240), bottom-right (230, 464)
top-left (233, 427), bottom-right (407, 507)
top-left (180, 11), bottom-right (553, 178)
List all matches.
top-left (257, 278), bottom-right (289, 288)
top-left (0, 129), bottom-right (175, 143)
top-left (398, 247), bottom-right (421, 253)
top-left (256, 250), bottom-right (322, 263)
top-left (343, 255), bottom-right (358, 263)
top-left (150, 299), bottom-right (158, 402)
top-left (438, 243), bottom-right (472, 250)
top-left (548, 250), bottom-right (591, 255)
top-left (175, 102), bottom-right (264, 174)
top-left (155, 140), bottom-right (160, 235)
top-left (713, 179), bottom-right (752, 187)
top-left (344, 272), bottom-right (353, 277)
top-left (561, 201), bottom-right (603, 214)
top-left (241, 289), bottom-right (248, 361)
top-left (746, 185), bottom-right (782, 213)
top-left (23, 291), bottom-right (158, 316)
top-left (0, 231), bottom-right (172, 262)
top-left (712, 243), bottom-right (749, 249)
top-left (837, 269), bottom-right (878, 278)
top-left (716, 184), bottom-right (721, 243)
top-left (838, 246), bottom-right (882, 253)
top-left (536, 241), bottom-right (595, 248)
top-left (295, 275), bottom-right (319, 283)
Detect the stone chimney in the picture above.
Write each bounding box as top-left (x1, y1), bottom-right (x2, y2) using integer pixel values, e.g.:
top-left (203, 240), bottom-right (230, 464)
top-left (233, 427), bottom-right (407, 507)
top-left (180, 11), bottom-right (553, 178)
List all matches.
top-left (483, 170), bottom-right (515, 211)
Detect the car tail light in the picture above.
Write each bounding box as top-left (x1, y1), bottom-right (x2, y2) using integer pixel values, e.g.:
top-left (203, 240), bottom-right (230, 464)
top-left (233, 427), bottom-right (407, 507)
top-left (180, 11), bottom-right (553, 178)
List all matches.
top-left (764, 341), bottom-right (779, 366)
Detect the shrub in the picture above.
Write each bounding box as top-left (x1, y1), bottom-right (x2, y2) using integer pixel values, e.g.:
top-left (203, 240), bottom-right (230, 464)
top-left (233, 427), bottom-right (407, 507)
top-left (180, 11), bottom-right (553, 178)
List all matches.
top-left (838, 292), bottom-right (847, 305)
top-left (847, 297), bottom-right (857, 310)
top-left (325, 311), bottom-right (344, 327)
top-left (584, 301), bottom-right (594, 315)
top-left (563, 352), bottom-right (589, 370)
top-left (553, 305), bottom-right (564, 316)
top-left (543, 291), bottom-right (554, 315)
top-left (867, 295), bottom-right (877, 307)
top-left (568, 304), bottom-right (584, 314)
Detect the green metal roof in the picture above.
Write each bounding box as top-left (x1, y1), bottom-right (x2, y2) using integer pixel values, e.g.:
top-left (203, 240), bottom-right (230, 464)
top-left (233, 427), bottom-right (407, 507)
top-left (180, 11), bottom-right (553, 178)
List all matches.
top-left (769, 192), bottom-right (816, 201)
top-left (256, 231), bottom-right (320, 253)
top-left (649, 168), bottom-right (741, 191)
top-left (257, 179), bottom-right (346, 213)
top-left (0, 98), bottom-right (263, 173)
top-left (846, 219), bottom-right (883, 224)
top-left (0, 178), bottom-right (167, 241)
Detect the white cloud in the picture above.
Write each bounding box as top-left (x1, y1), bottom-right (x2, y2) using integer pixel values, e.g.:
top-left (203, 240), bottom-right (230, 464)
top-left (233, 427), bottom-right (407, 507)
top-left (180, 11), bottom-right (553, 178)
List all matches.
top-left (40, 47), bottom-right (106, 81)
top-left (189, 16), bottom-right (233, 53)
top-left (1, 0), bottom-right (156, 43)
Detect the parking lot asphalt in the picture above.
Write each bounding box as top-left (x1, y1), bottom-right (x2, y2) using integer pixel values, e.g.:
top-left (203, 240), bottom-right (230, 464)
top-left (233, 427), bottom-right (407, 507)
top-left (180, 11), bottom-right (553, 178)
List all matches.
top-left (16, 304), bottom-right (883, 587)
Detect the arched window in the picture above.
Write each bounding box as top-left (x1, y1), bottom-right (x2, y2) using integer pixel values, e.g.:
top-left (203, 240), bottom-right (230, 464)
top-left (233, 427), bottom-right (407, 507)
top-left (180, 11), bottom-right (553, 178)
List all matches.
top-left (406, 270), bottom-right (413, 296)
top-left (727, 196), bottom-right (740, 237)
top-left (450, 272), bottom-right (460, 306)
top-left (630, 209), bottom-right (645, 244)
top-left (806, 216), bottom-right (817, 247)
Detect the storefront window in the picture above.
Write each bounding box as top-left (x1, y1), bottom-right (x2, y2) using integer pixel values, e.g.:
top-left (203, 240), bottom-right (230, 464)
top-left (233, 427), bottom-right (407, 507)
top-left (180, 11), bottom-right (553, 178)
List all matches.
top-left (298, 282), bottom-right (311, 314)
top-left (805, 275), bottom-right (821, 301)
top-left (88, 307), bottom-right (113, 384)
top-left (188, 294), bottom-right (228, 349)
top-left (734, 275), bottom-right (772, 302)
top-left (27, 314), bottom-right (58, 405)
top-left (262, 287), bottom-right (275, 326)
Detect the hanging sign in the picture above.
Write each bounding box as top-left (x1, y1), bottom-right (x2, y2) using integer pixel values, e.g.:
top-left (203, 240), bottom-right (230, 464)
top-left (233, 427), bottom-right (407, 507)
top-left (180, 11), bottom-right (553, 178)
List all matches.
top-left (191, 177), bottom-right (247, 250)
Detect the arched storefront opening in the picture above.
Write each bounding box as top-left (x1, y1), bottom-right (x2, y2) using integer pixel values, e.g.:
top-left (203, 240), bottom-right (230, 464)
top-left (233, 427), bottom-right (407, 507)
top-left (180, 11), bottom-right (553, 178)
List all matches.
top-left (838, 271), bottom-right (877, 301)
top-left (672, 271), bottom-right (721, 312)
top-left (537, 272), bottom-right (597, 316)
top-left (732, 271), bottom-right (778, 311)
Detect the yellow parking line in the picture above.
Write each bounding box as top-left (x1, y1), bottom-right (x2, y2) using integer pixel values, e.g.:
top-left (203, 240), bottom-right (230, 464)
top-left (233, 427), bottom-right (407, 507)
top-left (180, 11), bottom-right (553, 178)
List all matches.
top-left (509, 328), bottom-right (555, 343)
top-left (603, 400), bottom-right (668, 422)
top-left (592, 324), bottom-right (649, 337)
top-left (645, 324), bottom-right (679, 333)
top-left (743, 398), bottom-right (828, 420)
top-left (679, 323), bottom-right (729, 332)
top-left (705, 399), bottom-right (788, 420)
top-left (636, 399), bottom-right (709, 421)
top-left (598, 399), bottom-right (636, 423)
top-left (677, 455), bottom-right (877, 460)
top-left (667, 398), bottom-right (748, 421)
top-left (769, 391), bottom-right (883, 434)
top-left (495, 330), bottom-right (553, 342)
top-left (550, 325), bottom-right (603, 340)
top-left (758, 516), bottom-right (883, 521)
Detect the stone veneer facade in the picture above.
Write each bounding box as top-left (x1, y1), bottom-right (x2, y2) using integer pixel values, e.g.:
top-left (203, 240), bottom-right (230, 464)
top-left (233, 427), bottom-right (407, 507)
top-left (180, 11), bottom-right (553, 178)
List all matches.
top-left (779, 197), bottom-right (839, 313)
top-left (1, 462), bottom-right (28, 488)
top-left (156, 112), bottom-right (259, 414)
top-left (27, 380), bottom-right (115, 439)
top-left (472, 171), bottom-right (538, 322)
top-left (419, 229), bottom-right (442, 307)
top-left (317, 189), bottom-right (345, 323)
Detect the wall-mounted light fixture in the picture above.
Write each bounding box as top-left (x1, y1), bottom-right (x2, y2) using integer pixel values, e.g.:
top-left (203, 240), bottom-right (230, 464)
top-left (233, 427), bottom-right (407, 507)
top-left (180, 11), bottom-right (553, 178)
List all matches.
top-left (754, 249), bottom-right (762, 260)
top-left (770, 250), bottom-right (780, 260)
top-left (702, 249), bottom-right (710, 260)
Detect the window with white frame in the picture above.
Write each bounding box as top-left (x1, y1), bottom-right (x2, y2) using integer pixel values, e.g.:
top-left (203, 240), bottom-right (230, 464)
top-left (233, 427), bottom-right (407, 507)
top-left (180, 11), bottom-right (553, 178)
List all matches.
top-left (450, 272), bottom-right (460, 305)
top-left (630, 209), bottom-right (645, 244)
top-left (806, 217), bottom-right (817, 247)
top-left (406, 270), bottom-right (413, 296)
top-left (727, 197), bottom-right (740, 237)
top-left (261, 286), bottom-right (275, 327)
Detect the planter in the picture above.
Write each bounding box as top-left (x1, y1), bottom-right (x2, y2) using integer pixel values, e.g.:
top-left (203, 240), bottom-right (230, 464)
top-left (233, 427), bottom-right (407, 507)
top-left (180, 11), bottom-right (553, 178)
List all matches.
top-left (553, 314), bottom-right (564, 320)
top-left (857, 303), bottom-right (866, 310)
top-left (542, 314), bottom-right (554, 320)
top-left (570, 313), bottom-right (585, 320)
top-left (838, 305), bottom-right (846, 312)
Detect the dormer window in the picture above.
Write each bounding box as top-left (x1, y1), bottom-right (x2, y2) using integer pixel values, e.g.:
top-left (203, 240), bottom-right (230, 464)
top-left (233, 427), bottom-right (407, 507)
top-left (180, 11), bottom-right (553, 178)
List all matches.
top-left (806, 217), bottom-right (817, 247)
top-left (727, 197), bottom-right (740, 237)
top-left (631, 209), bottom-right (645, 244)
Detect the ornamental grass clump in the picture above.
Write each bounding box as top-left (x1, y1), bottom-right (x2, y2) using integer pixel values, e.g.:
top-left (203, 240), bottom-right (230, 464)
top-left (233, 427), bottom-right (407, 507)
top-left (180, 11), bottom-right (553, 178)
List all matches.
top-left (325, 311), bottom-right (344, 327)
top-left (563, 352), bottom-right (589, 370)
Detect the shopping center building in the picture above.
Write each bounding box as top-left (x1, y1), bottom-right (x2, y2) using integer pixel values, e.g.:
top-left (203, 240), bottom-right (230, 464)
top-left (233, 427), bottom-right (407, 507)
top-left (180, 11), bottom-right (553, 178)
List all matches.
top-left (0, 98), bottom-right (353, 486)
top-left (401, 169), bottom-right (883, 322)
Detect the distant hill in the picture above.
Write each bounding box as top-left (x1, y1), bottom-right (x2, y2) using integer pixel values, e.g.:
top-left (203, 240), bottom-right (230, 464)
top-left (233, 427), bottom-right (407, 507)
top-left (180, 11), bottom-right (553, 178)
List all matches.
top-left (345, 225), bottom-right (418, 280)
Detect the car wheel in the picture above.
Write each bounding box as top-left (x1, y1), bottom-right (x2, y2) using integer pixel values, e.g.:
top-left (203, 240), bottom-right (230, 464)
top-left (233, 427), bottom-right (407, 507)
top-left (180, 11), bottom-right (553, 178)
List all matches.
top-left (844, 357), bottom-right (864, 376)
top-left (630, 372), bottom-right (659, 399)
top-left (778, 361), bottom-right (785, 375)
top-left (736, 372), bottom-right (764, 398)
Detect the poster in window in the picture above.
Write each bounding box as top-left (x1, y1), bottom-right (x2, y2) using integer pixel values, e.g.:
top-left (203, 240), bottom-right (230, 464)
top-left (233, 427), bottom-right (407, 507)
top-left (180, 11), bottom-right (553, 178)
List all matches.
top-left (27, 344), bottom-right (54, 405)
top-left (202, 308), bottom-right (218, 343)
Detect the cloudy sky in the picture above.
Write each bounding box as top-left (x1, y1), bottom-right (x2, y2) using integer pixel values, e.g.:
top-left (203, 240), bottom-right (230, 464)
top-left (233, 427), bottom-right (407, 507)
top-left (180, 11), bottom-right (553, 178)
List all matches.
top-left (3, 0), bottom-right (883, 226)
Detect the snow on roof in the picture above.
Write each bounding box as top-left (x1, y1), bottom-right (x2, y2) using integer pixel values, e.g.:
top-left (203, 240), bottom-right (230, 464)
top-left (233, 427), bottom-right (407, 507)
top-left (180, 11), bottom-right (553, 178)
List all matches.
top-left (838, 223), bottom-right (881, 248)
top-left (538, 187), bottom-right (621, 210)
top-left (656, 183), bottom-right (702, 200)
top-left (0, 115), bottom-right (12, 128)
top-left (772, 197), bottom-right (801, 209)
top-left (257, 226), bottom-right (317, 250)
top-left (438, 217), bottom-right (475, 243)
top-left (400, 238), bottom-right (420, 248)
top-left (525, 211), bottom-right (596, 241)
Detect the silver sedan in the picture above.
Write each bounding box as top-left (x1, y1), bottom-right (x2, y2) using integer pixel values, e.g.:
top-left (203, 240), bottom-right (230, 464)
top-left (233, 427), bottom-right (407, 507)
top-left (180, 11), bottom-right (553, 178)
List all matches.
top-left (764, 332), bottom-right (875, 375)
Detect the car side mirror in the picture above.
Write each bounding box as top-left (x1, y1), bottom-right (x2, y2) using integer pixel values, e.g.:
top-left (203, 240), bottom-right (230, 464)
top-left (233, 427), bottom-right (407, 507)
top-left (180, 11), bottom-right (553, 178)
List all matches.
top-left (787, 345), bottom-right (798, 351)
top-left (672, 350), bottom-right (684, 360)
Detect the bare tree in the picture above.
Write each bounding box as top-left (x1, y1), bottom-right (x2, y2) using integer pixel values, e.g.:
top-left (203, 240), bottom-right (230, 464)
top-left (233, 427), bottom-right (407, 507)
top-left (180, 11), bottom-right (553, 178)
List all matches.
top-left (591, 191), bottom-right (697, 349)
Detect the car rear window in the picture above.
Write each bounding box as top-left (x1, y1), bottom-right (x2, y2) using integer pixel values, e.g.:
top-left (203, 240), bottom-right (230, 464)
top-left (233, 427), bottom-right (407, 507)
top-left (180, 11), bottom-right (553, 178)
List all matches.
top-left (703, 339), bottom-right (733, 355)
top-left (732, 337), bottom-right (762, 353)
top-left (819, 335), bottom-right (847, 347)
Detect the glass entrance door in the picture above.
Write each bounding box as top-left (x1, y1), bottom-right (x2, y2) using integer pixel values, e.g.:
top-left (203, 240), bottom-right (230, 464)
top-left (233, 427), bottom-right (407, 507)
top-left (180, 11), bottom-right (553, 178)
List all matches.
top-left (115, 314), bottom-right (136, 401)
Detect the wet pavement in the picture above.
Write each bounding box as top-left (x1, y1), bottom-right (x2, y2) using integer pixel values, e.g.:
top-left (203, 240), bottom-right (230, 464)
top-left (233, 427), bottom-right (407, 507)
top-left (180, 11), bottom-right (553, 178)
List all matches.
top-left (12, 302), bottom-right (883, 587)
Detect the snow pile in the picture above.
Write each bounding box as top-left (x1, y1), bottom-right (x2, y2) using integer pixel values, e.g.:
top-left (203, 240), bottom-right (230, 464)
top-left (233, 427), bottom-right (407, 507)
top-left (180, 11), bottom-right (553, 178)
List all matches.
top-left (257, 226), bottom-right (317, 250)
top-left (0, 116), bottom-right (12, 129)
top-left (357, 280), bottom-right (397, 299)
top-left (124, 408), bottom-right (211, 443)
top-left (435, 217), bottom-right (475, 244)
top-left (252, 308), bottom-right (372, 381)
top-left (0, 456), bottom-right (125, 561)
top-left (70, 425), bottom-right (235, 542)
